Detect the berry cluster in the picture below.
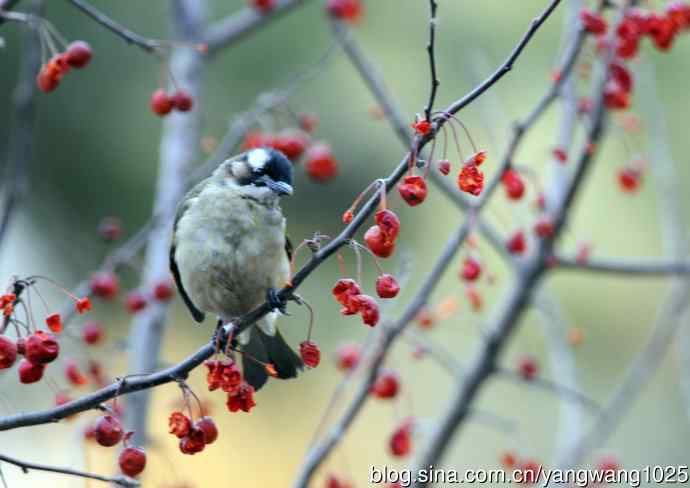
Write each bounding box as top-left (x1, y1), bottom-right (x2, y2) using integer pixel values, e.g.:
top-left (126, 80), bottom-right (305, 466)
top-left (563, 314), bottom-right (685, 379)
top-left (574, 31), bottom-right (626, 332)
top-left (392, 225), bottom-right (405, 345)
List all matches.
top-left (150, 89), bottom-right (194, 117)
top-left (37, 41), bottom-right (92, 93)
top-left (90, 270), bottom-right (175, 314)
top-left (168, 411), bottom-right (219, 455)
top-left (89, 414), bottom-right (147, 478)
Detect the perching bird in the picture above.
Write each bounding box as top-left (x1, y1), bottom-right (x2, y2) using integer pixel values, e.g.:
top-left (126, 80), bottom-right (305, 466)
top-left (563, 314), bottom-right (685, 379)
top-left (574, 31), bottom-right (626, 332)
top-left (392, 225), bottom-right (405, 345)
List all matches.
top-left (170, 148), bottom-right (303, 390)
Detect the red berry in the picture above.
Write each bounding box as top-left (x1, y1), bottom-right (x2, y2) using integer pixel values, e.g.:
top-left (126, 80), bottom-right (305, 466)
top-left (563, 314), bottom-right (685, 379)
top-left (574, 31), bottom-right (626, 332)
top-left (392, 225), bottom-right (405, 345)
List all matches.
top-left (299, 113), bottom-right (319, 133)
top-left (82, 322), bottom-right (104, 345)
top-left (18, 359), bottom-right (44, 384)
top-left (364, 225), bottom-right (395, 258)
top-left (168, 411), bottom-right (191, 438)
top-left (580, 8), bottom-right (607, 34)
top-left (609, 61), bottom-right (633, 93)
top-left (299, 340), bottom-right (321, 368)
top-left (0, 336), bottom-right (17, 369)
top-left (125, 291), bottom-right (147, 313)
top-left (45, 313), bottom-right (63, 334)
top-left (517, 355), bottom-right (539, 380)
top-left (616, 35), bottom-right (639, 60)
top-left (351, 294), bottom-right (380, 326)
top-left (375, 209), bottom-right (401, 241)
top-left (36, 68), bottom-right (59, 93)
top-left (94, 415), bottom-right (124, 447)
top-left (271, 130), bottom-right (309, 161)
top-left (416, 307), bottom-right (435, 329)
top-left (520, 460), bottom-right (542, 484)
top-left (251, 0), bottom-right (275, 13)
top-left (98, 217), bottom-right (123, 241)
top-left (65, 359), bottom-right (88, 386)
top-left (179, 427), bottom-right (206, 455)
top-left (119, 447), bottom-right (146, 477)
top-left (55, 392), bottom-right (72, 407)
top-left (304, 143), bottom-right (338, 182)
top-left (335, 343), bottom-right (360, 371)
top-left (460, 257), bottom-right (482, 282)
top-left (410, 119), bottom-right (432, 135)
top-left (596, 454), bottom-right (621, 475)
top-left (398, 175), bottom-right (427, 206)
top-left (437, 159), bottom-right (451, 175)
top-left (501, 451), bottom-right (518, 468)
top-left (91, 271), bottom-right (119, 299)
top-left (24, 331), bottom-right (59, 365)
top-left (342, 210), bottom-right (354, 224)
top-left (171, 90), bottom-right (194, 112)
top-left (389, 419), bottom-right (413, 457)
top-left (502, 169), bottom-right (525, 200)
top-left (458, 161), bottom-right (484, 196)
top-left (372, 369), bottom-right (399, 399)
top-left (226, 382), bottom-right (256, 413)
top-left (195, 416), bottom-right (218, 445)
top-left (75, 296), bottom-right (92, 314)
top-left (376, 274), bottom-right (400, 299)
top-left (205, 359), bottom-right (242, 392)
top-left (326, 0), bottom-right (363, 22)
top-left (242, 130), bottom-right (273, 150)
top-left (150, 89), bottom-right (173, 116)
top-left (64, 41), bottom-right (92, 68)
top-left (332, 279), bottom-right (363, 315)
top-left (506, 230), bottom-right (527, 255)
top-left (153, 280), bottom-right (174, 301)
top-left (466, 286), bottom-right (482, 312)
top-left (533, 217), bottom-right (555, 238)
top-left (649, 13), bottom-right (678, 51)
top-left (553, 147), bottom-right (568, 163)
top-left (618, 167), bottom-right (641, 192)
top-left (604, 81), bottom-right (631, 110)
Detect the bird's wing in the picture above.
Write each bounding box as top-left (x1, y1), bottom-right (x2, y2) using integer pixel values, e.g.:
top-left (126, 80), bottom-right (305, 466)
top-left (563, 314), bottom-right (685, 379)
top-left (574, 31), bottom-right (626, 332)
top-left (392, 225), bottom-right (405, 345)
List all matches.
top-left (285, 234), bottom-right (293, 262)
top-left (170, 181), bottom-right (206, 323)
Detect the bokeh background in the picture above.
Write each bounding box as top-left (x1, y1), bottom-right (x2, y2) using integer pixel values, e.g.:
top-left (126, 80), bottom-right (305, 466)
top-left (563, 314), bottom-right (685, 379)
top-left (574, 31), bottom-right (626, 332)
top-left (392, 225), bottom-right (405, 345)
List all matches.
top-left (1, 0), bottom-right (690, 486)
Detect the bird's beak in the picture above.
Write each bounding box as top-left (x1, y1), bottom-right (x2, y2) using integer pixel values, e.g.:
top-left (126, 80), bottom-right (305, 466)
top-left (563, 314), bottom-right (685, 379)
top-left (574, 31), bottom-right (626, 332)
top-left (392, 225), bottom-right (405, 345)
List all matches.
top-left (259, 175), bottom-right (293, 196)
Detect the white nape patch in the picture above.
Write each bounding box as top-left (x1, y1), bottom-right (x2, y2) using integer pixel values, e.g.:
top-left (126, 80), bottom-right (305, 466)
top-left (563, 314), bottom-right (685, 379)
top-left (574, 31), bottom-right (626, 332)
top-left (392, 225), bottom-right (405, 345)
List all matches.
top-left (247, 148), bottom-right (270, 170)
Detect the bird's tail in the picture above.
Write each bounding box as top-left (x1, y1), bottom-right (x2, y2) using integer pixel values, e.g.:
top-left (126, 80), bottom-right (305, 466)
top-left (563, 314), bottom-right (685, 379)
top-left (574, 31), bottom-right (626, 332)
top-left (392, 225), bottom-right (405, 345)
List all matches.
top-left (240, 317), bottom-right (303, 391)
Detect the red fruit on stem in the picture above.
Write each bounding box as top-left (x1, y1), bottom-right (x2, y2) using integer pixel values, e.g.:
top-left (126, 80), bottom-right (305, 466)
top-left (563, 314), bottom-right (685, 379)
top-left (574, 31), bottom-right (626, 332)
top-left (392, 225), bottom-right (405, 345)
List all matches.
top-left (332, 279), bottom-right (363, 315)
top-left (36, 68), bottom-right (59, 93)
top-left (609, 61), bottom-right (633, 93)
top-left (371, 369), bottom-right (399, 399)
top-left (226, 382), bottom-right (256, 413)
top-left (45, 313), bottom-right (62, 334)
top-left (351, 294), bottom-right (380, 326)
top-left (179, 427), bottom-right (206, 455)
top-left (64, 41), bottom-right (92, 68)
top-left (618, 167), bottom-right (641, 193)
top-left (171, 90), bottom-right (194, 112)
top-left (502, 169), bottom-right (525, 200)
top-left (82, 322), bottom-right (104, 345)
top-left (94, 415), bottom-right (124, 447)
top-left (271, 130), bottom-right (309, 161)
top-left (153, 280), bottom-right (175, 301)
top-left (517, 355), bottom-right (539, 380)
top-left (251, 0), bottom-right (275, 13)
top-left (326, 0), bottom-right (363, 23)
top-left (195, 416), bottom-right (218, 444)
top-left (18, 359), bottom-right (44, 384)
top-left (65, 359), bottom-right (88, 386)
top-left (150, 89), bottom-right (173, 116)
top-left (335, 343), bottom-right (360, 371)
top-left (90, 271), bottom-right (119, 299)
top-left (125, 291), bottom-right (147, 313)
top-left (398, 175), bottom-right (427, 206)
top-left (98, 217), bottom-right (123, 241)
top-left (24, 331), bottom-right (59, 364)
top-left (520, 460), bottom-right (542, 484)
top-left (466, 286), bottom-right (482, 312)
top-left (299, 113), bottom-right (319, 133)
top-left (580, 8), bottom-right (607, 34)
top-left (300, 340), bottom-right (321, 368)
top-left (461, 257), bottom-right (482, 282)
top-left (375, 209), bottom-right (401, 241)
top-left (304, 143), bottom-right (338, 182)
top-left (458, 161), bottom-right (484, 196)
top-left (364, 225), bottom-right (395, 258)
top-left (76, 296), bottom-right (92, 313)
top-left (205, 359), bottom-right (242, 392)
top-left (437, 159), bottom-right (451, 175)
top-left (533, 217), bottom-right (555, 238)
top-left (410, 119), bottom-right (432, 135)
top-left (119, 447), bottom-right (147, 477)
top-left (376, 274), bottom-right (400, 299)
top-left (0, 336), bottom-right (17, 369)
top-left (169, 411), bottom-right (191, 438)
top-left (389, 420), bottom-right (413, 457)
top-left (506, 230), bottom-right (527, 255)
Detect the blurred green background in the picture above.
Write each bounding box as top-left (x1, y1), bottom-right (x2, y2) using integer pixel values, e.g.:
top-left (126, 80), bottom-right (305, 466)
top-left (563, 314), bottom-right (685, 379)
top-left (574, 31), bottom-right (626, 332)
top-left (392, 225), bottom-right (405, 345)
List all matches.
top-left (1, 0), bottom-right (690, 486)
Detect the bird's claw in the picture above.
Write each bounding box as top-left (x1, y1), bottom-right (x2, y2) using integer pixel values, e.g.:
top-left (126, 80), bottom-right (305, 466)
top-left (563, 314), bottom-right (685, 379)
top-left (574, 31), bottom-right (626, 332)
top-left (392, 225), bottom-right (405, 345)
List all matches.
top-left (267, 288), bottom-right (290, 315)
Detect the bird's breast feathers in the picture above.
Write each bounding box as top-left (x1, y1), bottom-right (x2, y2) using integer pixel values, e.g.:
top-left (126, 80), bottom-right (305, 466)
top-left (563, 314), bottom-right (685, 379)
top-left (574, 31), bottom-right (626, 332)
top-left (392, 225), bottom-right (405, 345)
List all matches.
top-left (174, 181), bottom-right (288, 317)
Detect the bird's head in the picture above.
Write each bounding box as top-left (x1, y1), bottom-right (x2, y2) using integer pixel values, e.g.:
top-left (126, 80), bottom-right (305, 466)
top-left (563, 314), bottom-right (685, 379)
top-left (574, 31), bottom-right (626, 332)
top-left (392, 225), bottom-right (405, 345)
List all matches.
top-left (217, 148), bottom-right (294, 197)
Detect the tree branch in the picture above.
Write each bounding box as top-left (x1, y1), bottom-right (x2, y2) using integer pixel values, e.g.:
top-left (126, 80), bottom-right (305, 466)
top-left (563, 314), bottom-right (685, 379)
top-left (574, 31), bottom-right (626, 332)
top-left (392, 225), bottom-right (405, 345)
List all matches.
top-left (555, 255), bottom-right (690, 275)
top-left (423, 0), bottom-right (439, 121)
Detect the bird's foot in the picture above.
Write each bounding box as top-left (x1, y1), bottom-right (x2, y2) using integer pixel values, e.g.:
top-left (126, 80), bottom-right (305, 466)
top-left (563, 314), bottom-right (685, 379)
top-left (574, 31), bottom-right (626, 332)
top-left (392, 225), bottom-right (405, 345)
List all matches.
top-left (212, 318), bottom-right (237, 355)
top-left (266, 287), bottom-right (290, 315)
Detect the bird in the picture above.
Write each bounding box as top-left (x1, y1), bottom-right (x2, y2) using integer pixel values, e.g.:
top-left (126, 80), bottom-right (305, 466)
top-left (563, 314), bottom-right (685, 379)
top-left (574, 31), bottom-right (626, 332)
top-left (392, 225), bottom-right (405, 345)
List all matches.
top-left (169, 147), bottom-right (303, 390)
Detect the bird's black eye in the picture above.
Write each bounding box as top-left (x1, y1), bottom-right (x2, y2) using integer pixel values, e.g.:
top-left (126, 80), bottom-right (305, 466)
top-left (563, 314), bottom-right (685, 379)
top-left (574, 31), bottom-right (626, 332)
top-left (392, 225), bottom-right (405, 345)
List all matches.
top-left (247, 148), bottom-right (293, 187)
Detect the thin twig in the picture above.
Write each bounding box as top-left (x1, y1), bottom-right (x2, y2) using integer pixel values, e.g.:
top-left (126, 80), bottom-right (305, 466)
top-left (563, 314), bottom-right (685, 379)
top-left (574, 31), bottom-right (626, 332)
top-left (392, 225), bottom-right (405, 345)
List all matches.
top-left (424, 0), bottom-right (439, 121)
top-left (555, 255), bottom-right (690, 275)
top-left (0, 453), bottom-right (140, 487)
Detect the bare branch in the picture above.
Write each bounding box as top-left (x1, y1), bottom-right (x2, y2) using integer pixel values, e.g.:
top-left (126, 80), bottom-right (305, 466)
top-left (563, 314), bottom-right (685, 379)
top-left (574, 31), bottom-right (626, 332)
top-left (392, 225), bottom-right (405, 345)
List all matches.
top-left (204, 0), bottom-right (310, 55)
top-left (0, 453), bottom-right (139, 487)
top-left (555, 255), bottom-right (690, 275)
top-left (423, 0), bottom-right (439, 121)
top-left (66, 0), bottom-right (161, 53)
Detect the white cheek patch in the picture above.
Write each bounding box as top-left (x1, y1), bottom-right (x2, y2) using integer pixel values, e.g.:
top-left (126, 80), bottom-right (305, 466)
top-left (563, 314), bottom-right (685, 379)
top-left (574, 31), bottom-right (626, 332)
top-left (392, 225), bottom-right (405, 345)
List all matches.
top-left (232, 161), bottom-right (251, 180)
top-left (247, 148), bottom-right (270, 171)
